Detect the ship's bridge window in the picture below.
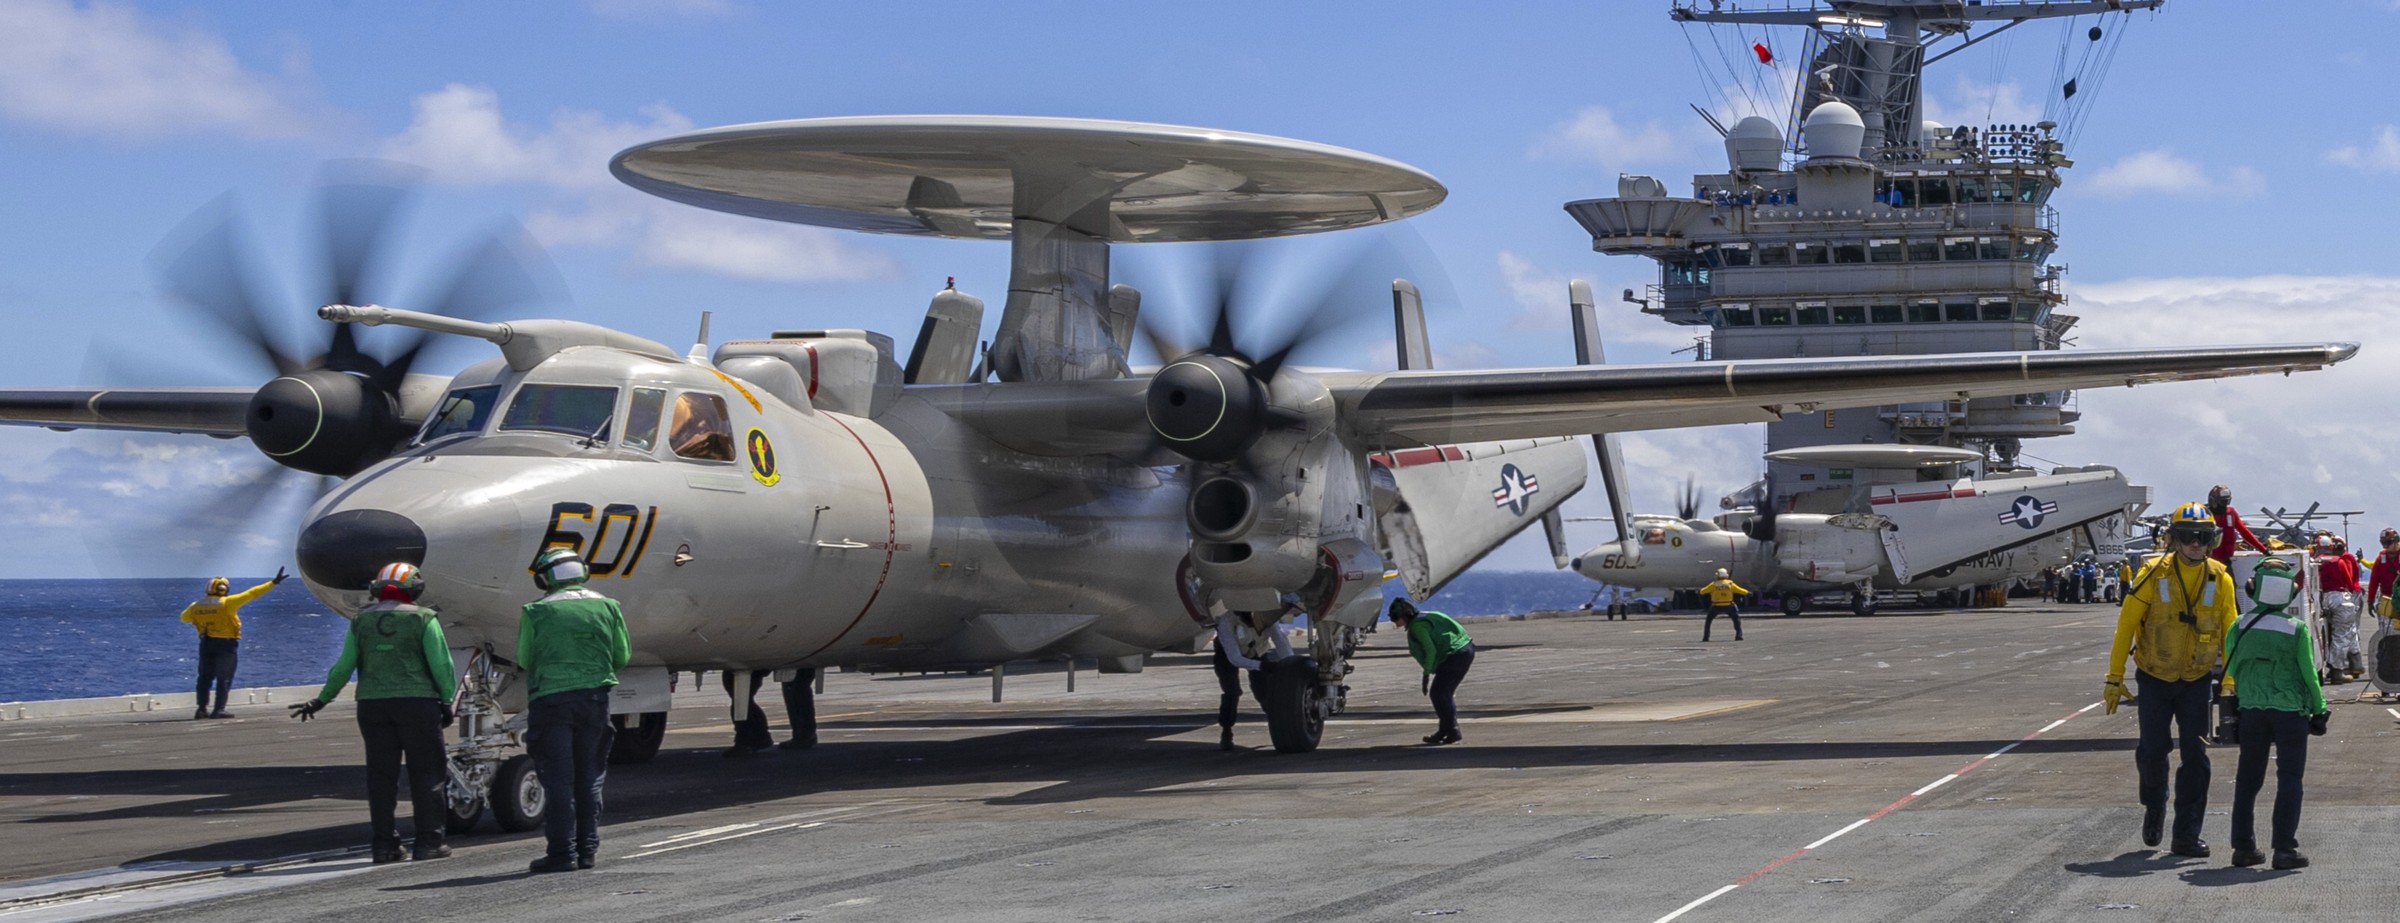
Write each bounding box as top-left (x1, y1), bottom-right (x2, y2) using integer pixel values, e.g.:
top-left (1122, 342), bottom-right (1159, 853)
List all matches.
top-left (1719, 305), bottom-right (1756, 327)
top-left (1870, 305), bottom-right (1905, 324)
top-left (1831, 242), bottom-right (1867, 264)
top-left (2023, 179), bottom-right (2054, 204)
top-left (1667, 261), bottom-right (1710, 285)
top-left (1956, 176), bottom-right (1987, 203)
top-left (1979, 301), bottom-right (2013, 321)
top-left (2016, 236), bottom-right (2053, 262)
top-left (1868, 239), bottom-right (1904, 263)
top-left (2015, 302), bottom-right (2046, 322)
top-left (668, 391), bottom-right (734, 462)
top-left (1792, 242), bottom-right (1828, 265)
top-left (418, 385), bottom-right (501, 444)
top-left (1795, 304), bottom-right (1830, 325)
top-left (1943, 237), bottom-right (1977, 261)
top-left (1988, 176), bottom-right (2019, 203)
top-left (500, 384), bottom-right (619, 440)
top-left (623, 387), bottom-right (666, 452)
top-left (1945, 302), bottom-right (1980, 322)
top-left (1883, 178), bottom-right (1919, 208)
top-left (1979, 237), bottom-right (2009, 260)
top-left (1756, 306), bottom-right (1793, 326)
top-left (1641, 528), bottom-right (1668, 545)
top-left (1919, 178), bottom-right (1954, 206)
top-left (1832, 304), bottom-right (1868, 325)
top-left (1907, 239), bottom-right (1941, 262)
top-left (1713, 244), bottom-right (1752, 267)
top-left (1755, 244), bottom-right (1792, 266)
top-left (1907, 302), bottom-right (1942, 323)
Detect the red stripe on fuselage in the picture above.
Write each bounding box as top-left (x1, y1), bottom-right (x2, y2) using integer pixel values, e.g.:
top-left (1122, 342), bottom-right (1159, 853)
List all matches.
top-left (1869, 486), bottom-right (1978, 506)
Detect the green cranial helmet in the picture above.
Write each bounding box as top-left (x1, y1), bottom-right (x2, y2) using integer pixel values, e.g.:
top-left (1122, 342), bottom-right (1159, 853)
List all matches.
top-left (531, 547), bottom-right (589, 591)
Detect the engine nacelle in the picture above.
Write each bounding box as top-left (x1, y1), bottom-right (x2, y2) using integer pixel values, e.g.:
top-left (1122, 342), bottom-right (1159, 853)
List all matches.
top-left (247, 369), bottom-right (404, 476)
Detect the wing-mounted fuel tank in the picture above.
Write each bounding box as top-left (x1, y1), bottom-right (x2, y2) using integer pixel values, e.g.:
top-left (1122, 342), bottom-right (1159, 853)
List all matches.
top-left (1373, 436), bottom-right (1587, 598)
top-left (714, 330), bottom-right (903, 417)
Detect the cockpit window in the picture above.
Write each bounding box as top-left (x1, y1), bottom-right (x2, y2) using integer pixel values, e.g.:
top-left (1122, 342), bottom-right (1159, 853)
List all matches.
top-left (1641, 528), bottom-right (1668, 545)
top-left (419, 386), bottom-right (501, 444)
top-left (624, 387), bottom-right (666, 452)
top-left (500, 385), bottom-right (620, 439)
top-left (669, 392), bottom-right (733, 461)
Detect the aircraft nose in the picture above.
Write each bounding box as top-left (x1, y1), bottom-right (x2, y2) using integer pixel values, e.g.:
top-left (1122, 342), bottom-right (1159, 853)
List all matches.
top-left (296, 509), bottom-right (428, 592)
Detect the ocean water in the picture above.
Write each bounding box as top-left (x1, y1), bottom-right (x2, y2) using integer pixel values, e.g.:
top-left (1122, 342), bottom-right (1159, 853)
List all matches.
top-left (3, 570), bottom-right (1603, 702)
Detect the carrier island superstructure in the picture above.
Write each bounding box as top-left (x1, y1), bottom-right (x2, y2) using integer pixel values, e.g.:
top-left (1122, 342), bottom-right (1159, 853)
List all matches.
top-left (1567, 0), bottom-right (2163, 525)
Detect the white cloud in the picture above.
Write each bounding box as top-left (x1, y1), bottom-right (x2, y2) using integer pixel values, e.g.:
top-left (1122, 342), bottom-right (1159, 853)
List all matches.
top-left (1530, 105), bottom-right (1683, 167)
top-left (2036, 275), bottom-right (2400, 534)
top-left (2328, 125), bottom-right (2400, 173)
top-left (1921, 78), bottom-right (2043, 130)
top-left (1495, 250), bottom-right (1699, 350)
top-left (382, 85), bottom-right (892, 283)
top-left (0, 0), bottom-right (316, 139)
top-left (2082, 149), bottom-right (2263, 199)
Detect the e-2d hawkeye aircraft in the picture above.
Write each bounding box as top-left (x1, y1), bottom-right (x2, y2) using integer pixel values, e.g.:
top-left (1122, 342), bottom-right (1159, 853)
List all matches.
top-left (1570, 443), bottom-right (2144, 616)
top-left (0, 117), bottom-right (2356, 831)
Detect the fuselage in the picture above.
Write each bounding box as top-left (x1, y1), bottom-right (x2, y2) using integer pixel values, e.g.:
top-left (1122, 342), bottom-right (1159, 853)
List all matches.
top-left (295, 345), bottom-right (1202, 674)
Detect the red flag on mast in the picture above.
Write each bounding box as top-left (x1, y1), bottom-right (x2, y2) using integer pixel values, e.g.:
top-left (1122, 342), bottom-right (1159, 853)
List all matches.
top-left (1752, 41), bottom-right (1773, 64)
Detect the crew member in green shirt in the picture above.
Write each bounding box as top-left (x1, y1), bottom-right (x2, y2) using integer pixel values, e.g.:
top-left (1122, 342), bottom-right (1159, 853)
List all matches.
top-left (518, 547), bottom-right (632, 873)
top-left (1388, 598), bottom-right (1474, 746)
top-left (289, 562), bottom-right (457, 864)
top-left (2221, 557), bottom-right (2330, 871)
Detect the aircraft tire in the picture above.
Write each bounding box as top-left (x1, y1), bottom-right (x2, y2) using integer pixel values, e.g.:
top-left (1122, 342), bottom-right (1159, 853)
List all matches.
top-left (1851, 594), bottom-right (1877, 618)
top-left (609, 712), bottom-right (667, 764)
top-left (490, 754), bottom-right (545, 833)
top-left (444, 798), bottom-right (485, 835)
top-left (1781, 594), bottom-right (1806, 617)
top-left (1259, 659), bottom-right (1323, 754)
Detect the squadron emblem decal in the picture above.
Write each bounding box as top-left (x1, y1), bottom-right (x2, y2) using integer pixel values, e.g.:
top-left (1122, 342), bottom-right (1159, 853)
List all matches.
top-left (1998, 495), bottom-right (2057, 530)
top-left (1490, 463), bottom-right (1540, 516)
top-left (745, 428), bottom-right (781, 486)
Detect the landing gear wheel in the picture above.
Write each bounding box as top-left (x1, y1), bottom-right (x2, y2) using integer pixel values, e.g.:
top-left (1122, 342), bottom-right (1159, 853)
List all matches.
top-left (1781, 594), bottom-right (1807, 617)
top-left (1851, 594), bottom-right (1877, 618)
top-left (609, 712), bottom-right (667, 764)
top-left (490, 754), bottom-right (545, 833)
top-left (444, 797), bottom-right (485, 835)
top-left (1259, 659), bottom-right (1324, 754)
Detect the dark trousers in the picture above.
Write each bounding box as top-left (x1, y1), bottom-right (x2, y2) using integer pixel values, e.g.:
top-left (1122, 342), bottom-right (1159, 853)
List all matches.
top-left (1210, 640), bottom-right (1250, 729)
top-left (2230, 708), bottom-right (2310, 852)
top-left (1704, 604), bottom-right (1742, 640)
top-left (1429, 644), bottom-right (1475, 732)
top-left (721, 671), bottom-right (770, 749)
top-left (781, 671), bottom-right (816, 747)
top-left (195, 637), bottom-right (238, 712)
top-left (2133, 671), bottom-right (2214, 844)
top-left (527, 688), bottom-right (613, 860)
top-left (356, 697), bottom-right (448, 851)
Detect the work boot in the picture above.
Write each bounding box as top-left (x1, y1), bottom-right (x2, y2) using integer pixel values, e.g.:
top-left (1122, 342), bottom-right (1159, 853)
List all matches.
top-left (206, 711), bottom-right (233, 719)
top-left (2348, 668), bottom-right (2365, 680)
top-left (776, 735), bottom-right (815, 751)
top-left (2170, 839), bottom-right (2210, 859)
top-left (576, 853), bottom-right (596, 870)
top-left (371, 842), bottom-right (406, 865)
top-left (194, 708), bottom-right (209, 721)
top-left (2141, 804), bottom-right (2164, 847)
top-left (528, 854), bottom-right (577, 874)
top-left (721, 743), bottom-right (768, 758)
top-left (1218, 728), bottom-right (1235, 752)
top-left (411, 843), bottom-right (451, 862)
top-left (2230, 847), bottom-right (2265, 868)
top-left (2271, 849), bottom-right (2308, 870)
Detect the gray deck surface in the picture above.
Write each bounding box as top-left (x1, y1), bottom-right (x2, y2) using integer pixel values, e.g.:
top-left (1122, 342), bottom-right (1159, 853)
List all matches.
top-left (2, 604), bottom-right (2393, 922)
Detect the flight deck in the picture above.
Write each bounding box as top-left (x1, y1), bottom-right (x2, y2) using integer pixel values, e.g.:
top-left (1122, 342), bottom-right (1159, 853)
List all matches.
top-left (4, 606), bottom-right (2395, 922)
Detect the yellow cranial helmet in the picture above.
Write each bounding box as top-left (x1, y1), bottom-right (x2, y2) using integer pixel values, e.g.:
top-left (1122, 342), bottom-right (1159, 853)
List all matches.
top-left (2166, 502), bottom-right (2220, 549)
top-left (1714, 567), bottom-right (1729, 578)
top-left (207, 577), bottom-right (230, 596)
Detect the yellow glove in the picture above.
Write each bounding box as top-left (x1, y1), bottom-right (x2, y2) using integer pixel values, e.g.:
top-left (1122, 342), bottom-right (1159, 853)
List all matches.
top-left (2103, 677), bottom-right (2129, 715)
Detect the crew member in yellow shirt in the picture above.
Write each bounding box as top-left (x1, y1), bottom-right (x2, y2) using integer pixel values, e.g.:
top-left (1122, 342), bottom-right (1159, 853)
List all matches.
top-left (1699, 568), bottom-right (1751, 642)
top-left (2103, 503), bottom-right (2239, 859)
top-left (178, 567), bottom-right (288, 719)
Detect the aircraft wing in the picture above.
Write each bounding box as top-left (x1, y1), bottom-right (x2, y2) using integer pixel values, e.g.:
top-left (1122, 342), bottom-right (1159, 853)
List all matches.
top-left (0, 388), bottom-right (255, 436)
top-left (1321, 343), bottom-right (2356, 449)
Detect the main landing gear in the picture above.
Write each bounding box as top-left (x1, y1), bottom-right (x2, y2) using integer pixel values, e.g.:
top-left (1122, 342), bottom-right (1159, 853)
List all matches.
top-left (1250, 617), bottom-right (1359, 754)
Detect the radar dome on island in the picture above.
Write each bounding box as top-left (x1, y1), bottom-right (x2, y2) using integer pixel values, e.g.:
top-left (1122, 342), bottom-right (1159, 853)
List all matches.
top-left (1802, 101), bottom-right (1865, 161)
top-left (1725, 116), bottom-right (1783, 171)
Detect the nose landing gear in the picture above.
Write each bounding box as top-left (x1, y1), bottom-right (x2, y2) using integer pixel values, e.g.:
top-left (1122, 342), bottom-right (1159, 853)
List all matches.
top-left (444, 646), bottom-right (541, 833)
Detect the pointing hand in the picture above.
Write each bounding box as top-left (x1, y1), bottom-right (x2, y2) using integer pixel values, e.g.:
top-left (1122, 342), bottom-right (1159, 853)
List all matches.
top-left (289, 699), bottom-right (325, 721)
top-left (271, 566), bottom-right (290, 586)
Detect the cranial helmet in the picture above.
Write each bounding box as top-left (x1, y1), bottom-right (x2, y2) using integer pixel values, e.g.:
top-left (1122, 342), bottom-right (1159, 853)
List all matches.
top-left (370, 562), bottom-right (424, 602)
top-left (2249, 557), bottom-right (2298, 608)
top-left (1386, 597), bottom-right (1418, 623)
top-left (2166, 502), bottom-right (2220, 550)
top-left (2207, 484), bottom-right (2232, 513)
top-left (1714, 568), bottom-right (1729, 579)
top-left (207, 577), bottom-right (230, 597)
top-left (532, 547), bottom-right (589, 591)
top-left (2382, 527), bottom-right (2398, 546)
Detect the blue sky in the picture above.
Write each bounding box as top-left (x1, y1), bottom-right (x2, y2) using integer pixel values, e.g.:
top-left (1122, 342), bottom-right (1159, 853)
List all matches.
top-left (2, 0), bottom-right (2396, 577)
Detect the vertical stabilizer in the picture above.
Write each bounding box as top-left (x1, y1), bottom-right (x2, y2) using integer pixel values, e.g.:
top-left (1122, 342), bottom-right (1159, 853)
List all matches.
top-left (1569, 280), bottom-right (1636, 562)
top-left (1392, 279), bottom-right (1432, 370)
top-left (904, 281), bottom-right (986, 384)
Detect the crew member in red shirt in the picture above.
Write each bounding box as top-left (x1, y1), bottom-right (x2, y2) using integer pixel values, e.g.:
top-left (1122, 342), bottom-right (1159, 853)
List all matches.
top-left (2206, 485), bottom-right (2270, 564)
top-left (2314, 533), bottom-right (2366, 682)
top-left (2367, 528), bottom-right (2400, 610)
